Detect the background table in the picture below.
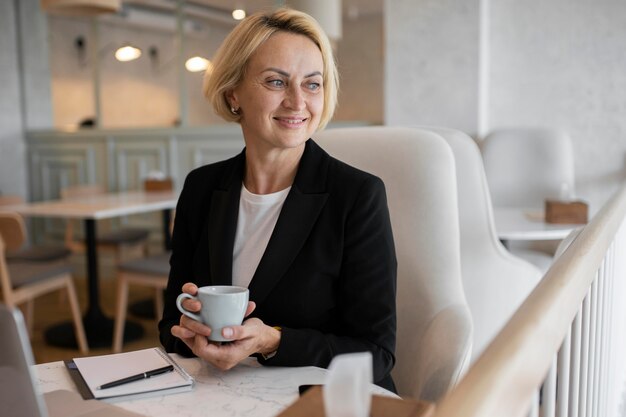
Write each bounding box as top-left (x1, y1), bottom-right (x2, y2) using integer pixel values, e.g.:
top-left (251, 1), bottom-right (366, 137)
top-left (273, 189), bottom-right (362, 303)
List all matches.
top-left (0, 191), bottom-right (177, 348)
top-left (493, 207), bottom-right (580, 242)
top-left (35, 356), bottom-right (395, 417)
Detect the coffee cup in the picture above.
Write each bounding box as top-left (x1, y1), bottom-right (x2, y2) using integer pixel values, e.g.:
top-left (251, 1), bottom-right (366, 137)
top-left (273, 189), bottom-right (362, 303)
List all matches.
top-left (176, 285), bottom-right (249, 342)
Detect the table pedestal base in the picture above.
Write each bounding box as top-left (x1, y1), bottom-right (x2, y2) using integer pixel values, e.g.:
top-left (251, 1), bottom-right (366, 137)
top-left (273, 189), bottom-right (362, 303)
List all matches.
top-left (129, 298), bottom-right (157, 319)
top-left (44, 316), bottom-right (144, 349)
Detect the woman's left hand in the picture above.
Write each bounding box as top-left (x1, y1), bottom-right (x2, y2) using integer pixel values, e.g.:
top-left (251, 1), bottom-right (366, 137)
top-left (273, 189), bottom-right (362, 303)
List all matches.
top-left (189, 303), bottom-right (282, 370)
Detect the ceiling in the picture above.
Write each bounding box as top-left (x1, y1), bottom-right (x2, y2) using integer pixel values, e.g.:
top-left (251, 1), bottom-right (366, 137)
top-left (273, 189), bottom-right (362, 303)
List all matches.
top-left (115, 0), bottom-right (382, 34)
top-left (179, 0), bottom-right (382, 17)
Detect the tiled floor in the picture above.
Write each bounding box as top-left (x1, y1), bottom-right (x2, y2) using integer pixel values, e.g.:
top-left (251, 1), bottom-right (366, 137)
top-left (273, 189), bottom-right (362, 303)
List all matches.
top-left (28, 254), bottom-right (161, 364)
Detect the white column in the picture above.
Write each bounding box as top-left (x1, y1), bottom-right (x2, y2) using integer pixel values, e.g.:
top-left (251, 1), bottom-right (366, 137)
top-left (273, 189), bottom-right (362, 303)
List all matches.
top-left (287, 0), bottom-right (342, 41)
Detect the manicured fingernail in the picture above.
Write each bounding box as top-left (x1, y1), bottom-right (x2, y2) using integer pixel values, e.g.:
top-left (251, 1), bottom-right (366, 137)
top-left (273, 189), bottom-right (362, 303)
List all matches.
top-left (223, 327), bottom-right (233, 338)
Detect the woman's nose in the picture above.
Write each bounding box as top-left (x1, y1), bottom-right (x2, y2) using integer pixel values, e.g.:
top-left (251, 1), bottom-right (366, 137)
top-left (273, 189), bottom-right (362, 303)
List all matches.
top-left (283, 86), bottom-right (305, 110)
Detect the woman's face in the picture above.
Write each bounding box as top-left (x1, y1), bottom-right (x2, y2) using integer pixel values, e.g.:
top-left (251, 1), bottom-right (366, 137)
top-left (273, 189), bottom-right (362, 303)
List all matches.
top-left (229, 31), bottom-right (324, 153)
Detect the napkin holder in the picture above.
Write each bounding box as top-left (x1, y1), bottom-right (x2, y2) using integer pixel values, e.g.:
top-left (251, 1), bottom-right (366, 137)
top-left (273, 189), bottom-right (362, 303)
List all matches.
top-left (277, 386), bottom-right (435, 417)
top-left (545, 199), bottom-right (588, 224)
top-left (144, 178), bottom-right (173, 192)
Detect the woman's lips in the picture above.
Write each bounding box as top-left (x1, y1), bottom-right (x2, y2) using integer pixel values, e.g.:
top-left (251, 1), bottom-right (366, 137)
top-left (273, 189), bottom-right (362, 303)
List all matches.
top-left (274, 117), bottom-right (308, 128)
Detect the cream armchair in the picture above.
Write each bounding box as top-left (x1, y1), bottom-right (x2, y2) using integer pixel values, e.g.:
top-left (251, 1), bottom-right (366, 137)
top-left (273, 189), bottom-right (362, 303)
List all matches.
top-left (314, 126), bottom-right (473, 402)
top-left (481, 128), bottom-right (576, 209)
top-left (426, 127), bottom-right (542, 361)
top-left (480, 128), bottom-right (576, 272)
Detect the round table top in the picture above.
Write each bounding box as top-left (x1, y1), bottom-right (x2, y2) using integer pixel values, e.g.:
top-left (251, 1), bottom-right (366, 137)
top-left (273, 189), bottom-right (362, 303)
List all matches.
top-left (493, 207), bottom-right (581, 241)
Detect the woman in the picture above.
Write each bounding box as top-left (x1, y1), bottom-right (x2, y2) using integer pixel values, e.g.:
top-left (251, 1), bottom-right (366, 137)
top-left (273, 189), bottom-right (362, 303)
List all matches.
top-left (158, 8), bottom-right (398, 391)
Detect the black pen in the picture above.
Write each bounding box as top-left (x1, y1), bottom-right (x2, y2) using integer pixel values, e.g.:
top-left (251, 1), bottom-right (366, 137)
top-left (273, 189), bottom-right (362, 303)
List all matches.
top-left (96, 365), bottom-right (174, 390)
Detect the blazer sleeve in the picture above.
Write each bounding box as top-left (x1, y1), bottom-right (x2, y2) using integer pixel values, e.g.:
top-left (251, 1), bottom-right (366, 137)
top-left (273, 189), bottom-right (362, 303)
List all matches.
top-left (158, 172), bottom-right (200, 357)
top-left (259, 175), bottom-right (397, 388)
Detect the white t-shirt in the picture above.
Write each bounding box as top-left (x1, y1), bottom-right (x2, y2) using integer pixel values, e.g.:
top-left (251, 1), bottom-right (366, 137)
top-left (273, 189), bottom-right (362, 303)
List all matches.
top-left (232, 184), bottom-right (291, 288)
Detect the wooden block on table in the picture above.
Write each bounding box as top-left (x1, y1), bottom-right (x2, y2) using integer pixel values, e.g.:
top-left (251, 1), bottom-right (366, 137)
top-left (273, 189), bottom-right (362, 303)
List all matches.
top-left (545, 199), bottom-right (588, 224)
top-left (144, 178), bottom-right (173, 192)
top-left (276, 386), bottom-right (435, 417)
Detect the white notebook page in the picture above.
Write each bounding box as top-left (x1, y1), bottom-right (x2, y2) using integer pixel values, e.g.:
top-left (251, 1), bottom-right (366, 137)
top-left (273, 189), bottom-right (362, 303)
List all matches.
top-left (73, 347), bottom-right (193, 399)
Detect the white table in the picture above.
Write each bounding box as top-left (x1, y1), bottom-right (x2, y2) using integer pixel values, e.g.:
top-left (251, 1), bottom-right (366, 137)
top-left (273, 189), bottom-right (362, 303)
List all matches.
top-left (493, 207), bottom-right (580, 242)
top-left (0, 191), bottom-right (178, 347)
top-left (35, 356), bottom-right (392, 417)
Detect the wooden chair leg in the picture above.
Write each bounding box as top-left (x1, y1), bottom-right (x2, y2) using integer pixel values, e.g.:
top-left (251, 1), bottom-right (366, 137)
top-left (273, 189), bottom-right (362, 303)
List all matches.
top-left (58, 288), bottom-right (67, 306)
top-left (64, 276), bottom-right (89, 354)
top-left (24, 299), bottom-right (35, 337)
top-left (155, 287), bottom-right (164, 321)
top-left (113, 273), bottom-right (129, 353)
top-left (115, 246), bottom-right (123, 265)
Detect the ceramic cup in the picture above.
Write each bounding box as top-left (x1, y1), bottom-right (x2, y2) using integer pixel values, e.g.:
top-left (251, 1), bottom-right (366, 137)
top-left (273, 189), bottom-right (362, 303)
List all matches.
top-left (176, 285), bottom-right (249, 342)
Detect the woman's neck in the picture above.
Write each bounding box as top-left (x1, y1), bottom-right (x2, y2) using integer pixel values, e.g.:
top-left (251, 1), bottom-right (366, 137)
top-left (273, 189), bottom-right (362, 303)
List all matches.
top-left (243, 145), bottom-right (304, 195)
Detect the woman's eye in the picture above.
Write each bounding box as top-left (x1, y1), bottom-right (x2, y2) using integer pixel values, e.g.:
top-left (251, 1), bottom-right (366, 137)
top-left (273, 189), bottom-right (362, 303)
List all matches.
top-left (267, 79), bottom-right (284, 87)
top-left (306, 82), bottom-right (321, 91)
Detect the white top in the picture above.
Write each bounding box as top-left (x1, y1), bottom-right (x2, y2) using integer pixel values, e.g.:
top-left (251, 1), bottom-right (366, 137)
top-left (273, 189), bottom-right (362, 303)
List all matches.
top-left (232, 185), bottom-right (291, 288)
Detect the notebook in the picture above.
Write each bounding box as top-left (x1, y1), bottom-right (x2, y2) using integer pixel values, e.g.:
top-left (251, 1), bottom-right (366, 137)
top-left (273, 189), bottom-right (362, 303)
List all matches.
top-left (66, 347), bottom-right (194, 402)
top-left (0, 303), bottom-right (143, 417)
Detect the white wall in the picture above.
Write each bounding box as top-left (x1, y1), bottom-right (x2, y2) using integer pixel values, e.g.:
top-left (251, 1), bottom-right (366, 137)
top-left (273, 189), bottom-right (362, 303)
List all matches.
top-left (47, 9), bottom-right (385, 129)
top-left (335, 13), bottom-right (384, 124)
top-left (48, 15), bottom-right (231, 128)
top-left (386, 0), bottom-right (626, 212)
top-left (385, 0), bottom-right (481, 134)
top-left (0, 0), bottom-right (51, 199)
top-left (0, 0), bottom-right (25, 198)
top-left (489, 0), bottom-right (626, 212)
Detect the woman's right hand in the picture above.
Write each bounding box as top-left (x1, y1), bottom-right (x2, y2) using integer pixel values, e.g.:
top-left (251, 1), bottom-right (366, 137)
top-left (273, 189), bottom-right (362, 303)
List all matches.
top-left (170, 282), bottom-right (213, 343)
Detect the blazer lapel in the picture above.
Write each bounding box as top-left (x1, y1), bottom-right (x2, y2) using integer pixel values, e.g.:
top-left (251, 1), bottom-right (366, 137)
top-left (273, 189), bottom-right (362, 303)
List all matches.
top-left (207, 153), bottom-right (245, 286)
top-left (249, 140), bottom-right (330, 305)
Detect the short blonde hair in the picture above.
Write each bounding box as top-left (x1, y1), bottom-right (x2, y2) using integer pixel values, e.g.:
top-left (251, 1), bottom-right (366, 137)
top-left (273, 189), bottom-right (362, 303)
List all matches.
top-left (203, 8), bottom-right (338, 130)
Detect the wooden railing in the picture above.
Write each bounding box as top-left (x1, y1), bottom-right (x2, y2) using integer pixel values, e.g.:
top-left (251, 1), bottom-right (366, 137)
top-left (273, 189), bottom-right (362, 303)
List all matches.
top-left (434, 184), bottom-right (626, 417)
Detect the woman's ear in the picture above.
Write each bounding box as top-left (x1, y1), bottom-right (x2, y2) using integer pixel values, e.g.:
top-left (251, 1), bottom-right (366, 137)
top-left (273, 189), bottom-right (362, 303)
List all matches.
top-left (226, 90), bottom-right (238, 110)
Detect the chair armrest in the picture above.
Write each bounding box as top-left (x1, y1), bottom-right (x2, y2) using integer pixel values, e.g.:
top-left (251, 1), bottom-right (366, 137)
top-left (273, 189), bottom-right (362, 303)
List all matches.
top-left (414, 303), bottom-right (473, 402)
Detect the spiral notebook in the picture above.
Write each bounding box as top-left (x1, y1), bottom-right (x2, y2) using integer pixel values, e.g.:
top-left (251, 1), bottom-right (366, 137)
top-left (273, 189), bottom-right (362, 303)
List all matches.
top-left (65, 347), bottom-right (194, 402)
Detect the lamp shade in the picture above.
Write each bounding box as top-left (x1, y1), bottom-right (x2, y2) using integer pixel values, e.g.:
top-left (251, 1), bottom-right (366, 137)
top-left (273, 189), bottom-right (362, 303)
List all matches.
top-left (40, 0), bottom-right (121, 16)
top-left (115, 45), bottom-right (142, 62)
top-left (185, 56), bottom-right (212, 73)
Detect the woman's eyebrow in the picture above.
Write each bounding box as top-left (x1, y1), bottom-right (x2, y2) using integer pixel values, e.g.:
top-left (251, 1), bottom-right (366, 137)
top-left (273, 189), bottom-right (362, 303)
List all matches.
top-left (262, 68), bottom-right (322, 78)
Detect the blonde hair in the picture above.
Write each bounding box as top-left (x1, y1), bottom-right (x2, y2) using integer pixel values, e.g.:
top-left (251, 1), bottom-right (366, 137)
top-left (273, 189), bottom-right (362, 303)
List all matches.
top-left (203, 7), bottom-right (338, 130)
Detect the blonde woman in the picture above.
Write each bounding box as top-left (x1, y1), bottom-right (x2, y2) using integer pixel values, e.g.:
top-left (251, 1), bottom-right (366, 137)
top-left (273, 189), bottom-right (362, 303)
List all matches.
top-left (159, 8), bottom-right (397, 391)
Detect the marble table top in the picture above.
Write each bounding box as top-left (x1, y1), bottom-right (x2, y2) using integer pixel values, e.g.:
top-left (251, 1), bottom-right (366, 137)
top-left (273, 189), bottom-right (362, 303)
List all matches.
top-left (35, 355), bottom-right (392, 417)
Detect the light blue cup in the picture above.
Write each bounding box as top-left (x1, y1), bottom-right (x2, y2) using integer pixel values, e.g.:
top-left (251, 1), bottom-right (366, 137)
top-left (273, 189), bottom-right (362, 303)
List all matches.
top-left (176, 285), bottom-right (249, 342)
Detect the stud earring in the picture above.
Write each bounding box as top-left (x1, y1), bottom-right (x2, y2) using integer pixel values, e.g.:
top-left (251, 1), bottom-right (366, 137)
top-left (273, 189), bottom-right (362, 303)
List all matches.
top-left (230, 106), bottom-right (239, 115)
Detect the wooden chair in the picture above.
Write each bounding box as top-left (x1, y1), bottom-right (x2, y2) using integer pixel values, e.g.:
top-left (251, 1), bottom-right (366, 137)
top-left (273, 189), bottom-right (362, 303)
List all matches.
top-left (112, 177), bottom-right (174, 352)
top-left (112, 252), bottom-right (170, 352)
top-left (0, 212), bottom-right (88, 354)
top-left (0, 195), bottom-right (71, 263)
top-left (0, 194), bottom-right (25, 206)
top-left (61, 184), bottom-right (150, 264)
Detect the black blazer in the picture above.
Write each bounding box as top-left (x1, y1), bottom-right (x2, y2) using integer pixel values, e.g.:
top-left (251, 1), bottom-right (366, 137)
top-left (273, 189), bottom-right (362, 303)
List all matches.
top-left (159, 139), bottom-right (397, 391)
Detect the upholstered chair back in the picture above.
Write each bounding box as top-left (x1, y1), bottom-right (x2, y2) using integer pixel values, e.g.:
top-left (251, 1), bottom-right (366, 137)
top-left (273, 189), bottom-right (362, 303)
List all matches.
top-left (426, 127), bottom-right (543, 361)
top-left (314, 126), bottom-right (473, 401)
top-left (481, 128), bottom-right (576, 209)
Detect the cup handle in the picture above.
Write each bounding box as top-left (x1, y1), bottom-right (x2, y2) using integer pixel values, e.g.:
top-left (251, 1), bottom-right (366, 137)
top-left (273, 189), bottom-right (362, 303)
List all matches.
top-left (176, 293), bottom-right (203, 322)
